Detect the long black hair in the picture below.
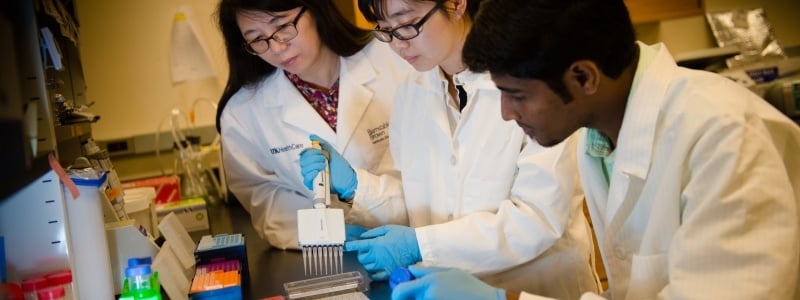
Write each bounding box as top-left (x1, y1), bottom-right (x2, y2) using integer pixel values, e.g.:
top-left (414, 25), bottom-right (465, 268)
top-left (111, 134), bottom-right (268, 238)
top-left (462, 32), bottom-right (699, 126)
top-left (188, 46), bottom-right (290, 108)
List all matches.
top-left (214, 0), bottom-right (372, 132)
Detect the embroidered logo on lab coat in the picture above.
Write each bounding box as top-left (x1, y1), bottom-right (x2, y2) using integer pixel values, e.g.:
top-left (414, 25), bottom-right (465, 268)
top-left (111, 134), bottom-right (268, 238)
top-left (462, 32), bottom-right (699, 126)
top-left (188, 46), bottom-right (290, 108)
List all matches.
top-left (269, 143), bottom-right (303, 155)
top-left (367, 122), bottom-right (389, 144)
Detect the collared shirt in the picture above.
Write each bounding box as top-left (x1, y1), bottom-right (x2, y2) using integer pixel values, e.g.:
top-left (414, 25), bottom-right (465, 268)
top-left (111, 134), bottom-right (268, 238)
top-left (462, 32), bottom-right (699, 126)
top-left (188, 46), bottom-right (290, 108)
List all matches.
top-left (286, 71), bottom-right (340, 131)
top-left (585, 129), bottom-right (616, 185)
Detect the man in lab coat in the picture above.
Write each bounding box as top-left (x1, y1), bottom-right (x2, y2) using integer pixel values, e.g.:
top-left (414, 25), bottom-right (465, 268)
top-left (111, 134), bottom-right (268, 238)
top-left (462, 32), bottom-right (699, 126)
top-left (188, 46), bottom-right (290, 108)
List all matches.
top-left (389, 0), bottom-right (800, 299)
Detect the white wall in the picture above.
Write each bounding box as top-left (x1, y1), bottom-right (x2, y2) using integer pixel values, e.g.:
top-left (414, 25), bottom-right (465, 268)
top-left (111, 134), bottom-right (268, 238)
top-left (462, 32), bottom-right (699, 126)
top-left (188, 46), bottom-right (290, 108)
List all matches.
top-left (76, 0), bottom-right (227, 141)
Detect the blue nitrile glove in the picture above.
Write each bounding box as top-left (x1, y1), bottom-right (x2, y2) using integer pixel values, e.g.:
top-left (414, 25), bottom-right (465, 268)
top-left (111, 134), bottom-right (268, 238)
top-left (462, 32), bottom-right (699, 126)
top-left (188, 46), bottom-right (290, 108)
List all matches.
top-left (298, 134), bottom-right (358, 199)
top-left (392, 266), bottom-right (506, 300)
top-left (299, 147), bottom-right (328, 189)
top-left (344, 225), bottom-right (421, 281)
top-left (345, 224), bottom-right (368, 242)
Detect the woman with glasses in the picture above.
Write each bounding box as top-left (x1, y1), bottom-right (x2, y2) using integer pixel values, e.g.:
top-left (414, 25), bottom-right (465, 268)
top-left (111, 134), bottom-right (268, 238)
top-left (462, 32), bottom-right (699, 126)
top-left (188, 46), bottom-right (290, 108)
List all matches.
top-left (214, 0), bottom-right (413, 250)
top-left (297, 0), bottom-right (598, 298)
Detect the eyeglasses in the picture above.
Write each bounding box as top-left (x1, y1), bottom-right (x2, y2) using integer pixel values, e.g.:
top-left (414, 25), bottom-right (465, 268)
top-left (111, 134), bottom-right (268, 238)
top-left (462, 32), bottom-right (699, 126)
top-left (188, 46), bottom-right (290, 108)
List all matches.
top-left (373, 5), bottom-right (438, 43)
top-left (243, 7), bottom-right (306, 55)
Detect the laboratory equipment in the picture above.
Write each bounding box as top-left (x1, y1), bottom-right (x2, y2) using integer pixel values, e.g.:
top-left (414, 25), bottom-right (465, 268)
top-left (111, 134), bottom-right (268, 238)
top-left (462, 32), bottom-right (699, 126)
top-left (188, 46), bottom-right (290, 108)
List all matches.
top-left (297, 143), bottom-right (346, 277)
top-left (82, 138), bottom-right (128, 221)
top-left (763, 75), bottom-right (800, 118)
top-left (297, 209), bottom-right (346, 277)
top-left (120, 262), bottom-right (161, 300)
top-left (125, 265), bottom-right (154, 293)
top-left (45, 271), bottom-right (73, 300)
top-left (122, 186), bottom-right (159, 238)
top-left (152, 212), bottom-right (196, 300)
top-left (190, 260), bottom-right (242, 299)
top-left (22, 277), bottom-right (48, 300)
top-left (194, 233), bottom-right (249, 286)
top-left (311, 141), bottom-right (331, 209)
top-left (62, 171), bottom-right (115, 299)
top-left (0, 169), bottom-right (71, 297)
top-left (283, 271), bottom-right (369, 300)
top-left (36, 285), bottom-right (66, 300)
top-left (155, 197), bottom-right (210, 232)
top-left (105, 219), bottom-right (160, 295)
top-left (154, 108), bottom-right (223, 204)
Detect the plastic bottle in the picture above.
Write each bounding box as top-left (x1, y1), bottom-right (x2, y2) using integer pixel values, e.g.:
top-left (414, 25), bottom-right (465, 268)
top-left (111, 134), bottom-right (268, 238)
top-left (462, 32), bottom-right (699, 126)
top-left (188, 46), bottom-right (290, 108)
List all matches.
top-left (44, 271), bottom-right (73, 300)
top-left (120, 263), bottom-right (160, 300)
top-left (62, 173), bottom-right (116, 299)
top-left (35, 285), bottom-right (64, 300)
top-left (127, 257), bottom-right (152, 267)
top-left (3, 282), bottom-right (25, 300)
top-left (21, 277), bottom-right (48, 300)
top-left (126, 265), bottom-right (152, 292)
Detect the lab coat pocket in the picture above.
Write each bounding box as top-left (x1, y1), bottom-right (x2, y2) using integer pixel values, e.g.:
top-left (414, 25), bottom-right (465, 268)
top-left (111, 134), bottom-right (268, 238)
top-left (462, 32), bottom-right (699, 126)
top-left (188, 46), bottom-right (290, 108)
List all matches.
top-left (627, 253), bottom-right (668, 299)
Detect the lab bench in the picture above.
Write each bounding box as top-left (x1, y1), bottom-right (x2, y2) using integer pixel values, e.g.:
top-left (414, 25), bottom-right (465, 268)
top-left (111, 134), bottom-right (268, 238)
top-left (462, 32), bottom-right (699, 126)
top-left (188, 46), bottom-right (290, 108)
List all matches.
top-left (197, 200), bottom-right (391, 299)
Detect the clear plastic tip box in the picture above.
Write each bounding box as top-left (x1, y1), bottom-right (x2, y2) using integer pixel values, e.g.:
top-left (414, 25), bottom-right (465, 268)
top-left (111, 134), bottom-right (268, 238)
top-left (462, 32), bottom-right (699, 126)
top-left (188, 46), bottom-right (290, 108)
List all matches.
top-left (284, 271), bottom-right (369, 299)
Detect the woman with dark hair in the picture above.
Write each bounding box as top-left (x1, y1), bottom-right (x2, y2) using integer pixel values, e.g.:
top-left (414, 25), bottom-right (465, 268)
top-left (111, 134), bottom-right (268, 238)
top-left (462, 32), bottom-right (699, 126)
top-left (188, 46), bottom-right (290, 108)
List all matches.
top-left (296, 0), bottom-right (597, 298)
top-left (215, 0), bottom-right (412, 250)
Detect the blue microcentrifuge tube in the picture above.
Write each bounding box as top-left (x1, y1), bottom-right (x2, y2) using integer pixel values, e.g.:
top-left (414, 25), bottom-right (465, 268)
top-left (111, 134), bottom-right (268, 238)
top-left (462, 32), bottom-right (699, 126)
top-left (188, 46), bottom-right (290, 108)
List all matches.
top-left (389, 267), bottom-right (416, 290)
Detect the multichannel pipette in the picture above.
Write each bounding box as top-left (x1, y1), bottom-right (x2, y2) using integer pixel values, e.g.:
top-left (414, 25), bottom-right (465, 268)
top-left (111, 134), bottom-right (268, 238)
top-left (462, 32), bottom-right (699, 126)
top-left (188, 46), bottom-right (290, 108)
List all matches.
top-left (297, 141), bottom-right (346, 276)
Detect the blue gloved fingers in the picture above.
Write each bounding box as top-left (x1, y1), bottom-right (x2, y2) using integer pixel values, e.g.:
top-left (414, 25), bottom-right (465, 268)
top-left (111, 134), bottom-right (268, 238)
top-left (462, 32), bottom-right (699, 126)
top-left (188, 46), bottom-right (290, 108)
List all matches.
top-left (299, 161), bottom-right (326, 189)
top-left (308, 134), bottom-right (358, 199)
top-left (350, 241), bottom-right (388, 275)
top-left (345, 224), bottom-right (368, 242)
top-left (348, 225), bottom-right (421, 268)
top-left (359, 225), bottom-right (392, 239)
top-left (370, 270), bottom-right (390, 281)
top-left (300, 161), bottom-right (325, 179)
top-left (299, 148), bottom-right (328, 189)
top-left (399, 268), bottom-right (505, 300)
top-left (356, 247), bottom-right (377, 266)
top-left (406, 266), bottom-right (449, 278)
top-left (299, 156), bottom-right (326, 177)
top-left (363, 262), bottom-right (385, 276)
top-left (299, 147), bottom-right (323, 157)
top-left (391, 275), bottom-right (432, 300)
top-left (344, 239), bottom-right (370, 252)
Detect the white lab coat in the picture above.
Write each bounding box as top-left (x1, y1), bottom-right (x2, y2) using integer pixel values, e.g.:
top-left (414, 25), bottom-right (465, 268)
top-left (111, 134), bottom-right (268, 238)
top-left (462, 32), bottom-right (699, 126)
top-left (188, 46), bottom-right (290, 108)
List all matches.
top-left (373, 68), bottom-right (598, 299)
top-left (523, 42), bottom-right (800, 300)
top-left (220, 40), bottom-right (412, 249)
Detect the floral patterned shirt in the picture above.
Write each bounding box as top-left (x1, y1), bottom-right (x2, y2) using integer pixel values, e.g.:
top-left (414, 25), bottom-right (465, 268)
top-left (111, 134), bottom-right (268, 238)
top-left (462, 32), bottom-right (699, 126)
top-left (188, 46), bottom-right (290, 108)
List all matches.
top-left (285, 71), bottom-right (340, 131)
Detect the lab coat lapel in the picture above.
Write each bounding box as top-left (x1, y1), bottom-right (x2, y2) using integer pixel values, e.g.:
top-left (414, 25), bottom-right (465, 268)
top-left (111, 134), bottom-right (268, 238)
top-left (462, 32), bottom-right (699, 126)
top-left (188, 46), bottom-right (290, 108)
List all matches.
top-left (604, 42), bottom-right (674, 233)
top-left (337, 51), bottom-right (375, 153)
top-left (413, 71), bottom-right (453, 140)
top-left (577, 133), bottom-right (610, 243)
top-left (276, 72), bottom-right (336, 143)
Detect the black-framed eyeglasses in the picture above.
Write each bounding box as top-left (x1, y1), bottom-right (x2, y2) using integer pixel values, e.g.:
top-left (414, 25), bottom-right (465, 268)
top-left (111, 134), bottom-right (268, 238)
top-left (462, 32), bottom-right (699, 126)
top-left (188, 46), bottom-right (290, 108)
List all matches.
top-left (243, 7), bottom-right (306, 55)
top-left (373, 5), bottom-right (438, 43)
